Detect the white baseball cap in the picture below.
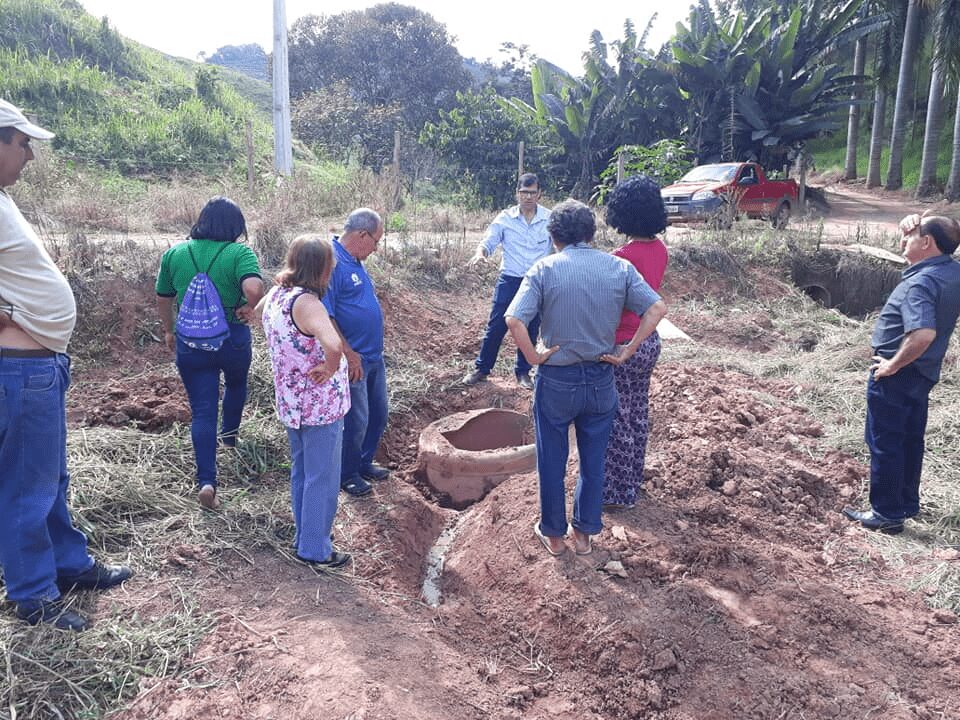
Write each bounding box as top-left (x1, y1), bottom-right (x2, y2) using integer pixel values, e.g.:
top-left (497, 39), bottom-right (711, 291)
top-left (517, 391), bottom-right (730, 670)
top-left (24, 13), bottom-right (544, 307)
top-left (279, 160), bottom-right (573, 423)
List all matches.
top-left (0, 98), bottom-right (55, 140)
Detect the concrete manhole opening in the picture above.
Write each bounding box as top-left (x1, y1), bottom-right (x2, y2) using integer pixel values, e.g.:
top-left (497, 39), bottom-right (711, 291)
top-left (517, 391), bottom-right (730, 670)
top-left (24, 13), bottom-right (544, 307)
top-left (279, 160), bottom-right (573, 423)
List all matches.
top-left (417, 408), bottom-right (536, 510)
top-left (790, 250), bottom-right (901, 317)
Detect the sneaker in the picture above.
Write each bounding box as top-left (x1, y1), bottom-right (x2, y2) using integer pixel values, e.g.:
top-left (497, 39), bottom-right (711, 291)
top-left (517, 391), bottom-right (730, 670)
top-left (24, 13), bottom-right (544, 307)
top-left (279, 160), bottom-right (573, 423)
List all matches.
top-left (341, 476), bottom-right (373, 497)
top-left (516, 372), bottom-right (534, 390)
top-left (361, 463), bottom-right (390, 482)
top-left (16, 599), bottom-right (89, 631)
top-left (198, 483), bottom-right (220, 510)
top-left (58, 561), bottom-right (132, 593)
top-left (462, 369), bottom-right (489, 386)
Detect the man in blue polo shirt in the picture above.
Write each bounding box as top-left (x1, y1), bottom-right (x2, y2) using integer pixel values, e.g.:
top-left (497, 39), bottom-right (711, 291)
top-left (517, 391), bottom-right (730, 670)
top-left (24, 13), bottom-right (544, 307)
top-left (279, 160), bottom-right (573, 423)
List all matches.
top-left (843, 213), bottom-right (960, 534)
top-left (323, 208), bottom-right (388, 497)
top-left (462, 173), bottom-right (552, 390)
top-left (505, 199), bottom-right (667, 556)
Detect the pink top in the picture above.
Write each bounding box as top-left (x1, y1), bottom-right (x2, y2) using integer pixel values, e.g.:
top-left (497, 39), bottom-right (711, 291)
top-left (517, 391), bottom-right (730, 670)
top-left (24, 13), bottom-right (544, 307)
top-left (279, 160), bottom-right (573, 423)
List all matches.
top-left (613, 238), bottom-right (668, 344)
top-left (261, 285), bottom-right (350, 429)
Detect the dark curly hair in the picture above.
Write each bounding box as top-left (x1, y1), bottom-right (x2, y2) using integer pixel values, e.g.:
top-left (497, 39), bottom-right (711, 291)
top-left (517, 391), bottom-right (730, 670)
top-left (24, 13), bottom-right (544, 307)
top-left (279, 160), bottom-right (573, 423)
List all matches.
top-left (604, 175), bottom-right (667, 238)
top-left (547, 199), bottom-right (596, 246)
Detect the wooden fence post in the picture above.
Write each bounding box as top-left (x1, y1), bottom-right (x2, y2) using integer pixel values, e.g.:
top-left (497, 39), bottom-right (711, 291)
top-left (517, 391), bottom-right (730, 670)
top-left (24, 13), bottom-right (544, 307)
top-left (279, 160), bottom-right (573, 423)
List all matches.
top-left (393, 130), bottom-right (401, 211)
top-left (518, 141), bottom-right (525, 178)
top-left (616, 151), bottom-right (626, 185)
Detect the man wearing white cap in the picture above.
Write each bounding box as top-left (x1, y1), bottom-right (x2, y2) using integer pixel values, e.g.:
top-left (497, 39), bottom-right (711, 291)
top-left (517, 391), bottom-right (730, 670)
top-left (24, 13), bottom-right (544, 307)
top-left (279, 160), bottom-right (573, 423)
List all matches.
top-left (0, 98), bottom-right (131, 631)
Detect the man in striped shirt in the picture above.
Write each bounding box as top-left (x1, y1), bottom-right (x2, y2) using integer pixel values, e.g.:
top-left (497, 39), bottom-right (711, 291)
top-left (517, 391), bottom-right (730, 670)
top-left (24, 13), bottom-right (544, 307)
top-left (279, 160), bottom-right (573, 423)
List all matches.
top-left (505, 199), bottom-right (667, 556)
top-left (462, 173), bottom-right (552, 390)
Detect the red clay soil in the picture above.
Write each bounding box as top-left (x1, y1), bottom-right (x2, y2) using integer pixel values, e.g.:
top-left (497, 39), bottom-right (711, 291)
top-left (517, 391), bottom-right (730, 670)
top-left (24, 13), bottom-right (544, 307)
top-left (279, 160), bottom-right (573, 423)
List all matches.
top-left (71, 265), bottom-right (959, 720)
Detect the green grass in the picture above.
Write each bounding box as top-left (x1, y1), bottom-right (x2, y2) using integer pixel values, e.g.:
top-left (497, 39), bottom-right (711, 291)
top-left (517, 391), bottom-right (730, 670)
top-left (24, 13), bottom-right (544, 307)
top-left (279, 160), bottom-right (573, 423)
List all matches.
top-left (808, 115), bottom-right (957, 191)
top-left (0, 0), bottom-right (273, 175)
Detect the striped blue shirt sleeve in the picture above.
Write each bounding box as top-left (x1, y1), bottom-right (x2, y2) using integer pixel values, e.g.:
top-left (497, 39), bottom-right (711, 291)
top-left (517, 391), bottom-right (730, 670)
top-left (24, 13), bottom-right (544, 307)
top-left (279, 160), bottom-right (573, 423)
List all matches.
top-left (624, 263), bottom-right (662, 317)
top-left (504, 269), bottom-right (541, 325)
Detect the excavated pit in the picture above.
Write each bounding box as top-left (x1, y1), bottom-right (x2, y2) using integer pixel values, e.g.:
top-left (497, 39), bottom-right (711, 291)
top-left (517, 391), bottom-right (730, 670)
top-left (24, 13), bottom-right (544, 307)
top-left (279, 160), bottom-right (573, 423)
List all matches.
top-left (417, 408), bottom-right (536, 510)
top-left (791, 249), bottom-right (902, 316)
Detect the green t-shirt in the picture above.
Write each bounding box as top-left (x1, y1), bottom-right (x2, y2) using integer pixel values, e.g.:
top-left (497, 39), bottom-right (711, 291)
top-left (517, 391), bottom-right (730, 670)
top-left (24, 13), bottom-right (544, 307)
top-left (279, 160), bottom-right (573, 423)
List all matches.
top-left (156, 239), bottom-right (262, 324)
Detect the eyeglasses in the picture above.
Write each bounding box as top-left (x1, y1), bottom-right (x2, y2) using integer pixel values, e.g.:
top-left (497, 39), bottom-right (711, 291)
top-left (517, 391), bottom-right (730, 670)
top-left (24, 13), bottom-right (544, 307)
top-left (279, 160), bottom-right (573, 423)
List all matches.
top-left (517, 189), bottom-right (539, 197)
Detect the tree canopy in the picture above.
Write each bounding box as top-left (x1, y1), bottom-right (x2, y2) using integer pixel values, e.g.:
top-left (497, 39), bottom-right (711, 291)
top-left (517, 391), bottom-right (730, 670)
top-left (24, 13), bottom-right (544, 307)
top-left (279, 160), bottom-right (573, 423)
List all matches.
top-left (287, 3), bottom-right (470, 132)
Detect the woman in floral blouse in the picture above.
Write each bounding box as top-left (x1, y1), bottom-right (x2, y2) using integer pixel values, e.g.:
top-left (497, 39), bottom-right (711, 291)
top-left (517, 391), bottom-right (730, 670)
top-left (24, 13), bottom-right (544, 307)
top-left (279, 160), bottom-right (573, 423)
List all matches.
top-left (260, 235), bottom-right (352, 568)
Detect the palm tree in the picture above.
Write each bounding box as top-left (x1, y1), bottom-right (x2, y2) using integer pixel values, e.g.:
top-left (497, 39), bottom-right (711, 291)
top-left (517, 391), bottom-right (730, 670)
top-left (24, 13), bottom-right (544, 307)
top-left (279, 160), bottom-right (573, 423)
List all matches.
top-left (884, 0), bottom-right (922, 191)
top-left (842, 34), bottom-right (867, 180)
top-left (915, 0), bottom-right (957, 198)
top-left (911, 0), bottom-right (960, 200)
top-left (865, 0), bottom-right (903, 188)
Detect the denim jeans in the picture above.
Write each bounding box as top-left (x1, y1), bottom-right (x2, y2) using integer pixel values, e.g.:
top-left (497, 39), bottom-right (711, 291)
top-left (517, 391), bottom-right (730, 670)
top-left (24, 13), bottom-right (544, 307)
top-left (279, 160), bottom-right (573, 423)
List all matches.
top-left (341, 357), bottom-right (389, 484)
top-left (176, 323), bottom-right (252, 487)
top-left (0, 353), bottom-right (93, 603)
top-left (475, 274), bottom-right (541, 376)
top-left (287, 419), bottom-right (343, 562)
top-left (865, 366), bottom-right (934, 520)
top-left (534, 362), bottom-right (618, 537)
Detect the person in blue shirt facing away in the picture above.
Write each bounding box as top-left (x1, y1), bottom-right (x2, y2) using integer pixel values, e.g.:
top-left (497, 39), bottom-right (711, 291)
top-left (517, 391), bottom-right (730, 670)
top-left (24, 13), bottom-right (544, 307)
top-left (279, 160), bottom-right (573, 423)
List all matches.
top-left (322, 208), bottom-right (390, 498)
top-left (844, 212), bottom-right (960, 535)
top-left (505, 199), bottom-right (667, 557)
top-left (462, 173), bottom-right (552, 390)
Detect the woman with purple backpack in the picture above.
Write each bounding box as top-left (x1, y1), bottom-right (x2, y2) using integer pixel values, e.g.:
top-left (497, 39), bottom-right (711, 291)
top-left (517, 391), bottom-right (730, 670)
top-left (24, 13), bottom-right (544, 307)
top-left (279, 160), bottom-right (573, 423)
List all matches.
top-left (156, 197), bottom-right (264, 509)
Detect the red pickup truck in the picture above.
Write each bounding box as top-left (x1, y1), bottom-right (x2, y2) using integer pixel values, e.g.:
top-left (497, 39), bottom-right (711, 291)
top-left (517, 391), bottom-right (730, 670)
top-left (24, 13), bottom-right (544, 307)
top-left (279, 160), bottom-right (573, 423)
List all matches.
top-left (660, 162), bottom-right (798, 228)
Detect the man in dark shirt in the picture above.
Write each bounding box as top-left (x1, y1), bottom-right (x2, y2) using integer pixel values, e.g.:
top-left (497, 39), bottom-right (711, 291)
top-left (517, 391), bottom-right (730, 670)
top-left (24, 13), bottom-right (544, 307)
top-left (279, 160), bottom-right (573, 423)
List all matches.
top-left (843, 213), bottom-right (960, 534)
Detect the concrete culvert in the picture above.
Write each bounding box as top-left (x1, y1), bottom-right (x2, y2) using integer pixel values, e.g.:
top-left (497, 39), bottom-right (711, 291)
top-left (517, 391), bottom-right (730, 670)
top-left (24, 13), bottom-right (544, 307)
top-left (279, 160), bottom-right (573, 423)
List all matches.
top-left (790, 250), bottom-right (901, 317)
top-left (418, 408), bottom-right (536, 510)
top-left (800, 284), bottom-right (831, 306)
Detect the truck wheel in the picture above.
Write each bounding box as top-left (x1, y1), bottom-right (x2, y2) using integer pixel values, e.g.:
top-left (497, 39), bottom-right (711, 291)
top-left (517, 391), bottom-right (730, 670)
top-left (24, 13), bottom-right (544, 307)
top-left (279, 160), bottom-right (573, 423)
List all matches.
top-left (771, 201), bottom-right (791, 229)
top-left (710, 199), bottom-right (736, 229)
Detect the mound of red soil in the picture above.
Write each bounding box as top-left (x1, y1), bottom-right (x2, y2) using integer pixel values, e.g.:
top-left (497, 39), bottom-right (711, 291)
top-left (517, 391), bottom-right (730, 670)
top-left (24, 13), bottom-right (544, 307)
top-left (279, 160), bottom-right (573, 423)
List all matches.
top-left (78, 372), bottom-right (191, 430)
top-left (78, 265), bottom-right (959, 720)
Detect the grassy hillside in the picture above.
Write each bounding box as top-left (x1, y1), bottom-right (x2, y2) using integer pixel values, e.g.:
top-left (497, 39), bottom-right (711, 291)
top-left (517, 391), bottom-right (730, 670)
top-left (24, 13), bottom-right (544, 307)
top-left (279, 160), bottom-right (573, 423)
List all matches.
top-left (809, 115), bottom-right (957, 191)
top-left (0, 0), bottom-right (272, 174)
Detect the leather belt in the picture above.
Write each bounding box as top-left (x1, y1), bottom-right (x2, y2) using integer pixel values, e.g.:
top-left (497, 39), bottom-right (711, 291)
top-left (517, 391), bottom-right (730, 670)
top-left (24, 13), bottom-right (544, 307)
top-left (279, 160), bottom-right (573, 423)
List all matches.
top-left (0, 347), bottom-right (56, 358)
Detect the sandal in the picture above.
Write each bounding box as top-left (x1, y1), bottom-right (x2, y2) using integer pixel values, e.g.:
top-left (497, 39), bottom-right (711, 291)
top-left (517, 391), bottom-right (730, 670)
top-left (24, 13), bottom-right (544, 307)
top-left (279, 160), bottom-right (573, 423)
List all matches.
top-left (298, 551), bottom-right (351, 569)
top-left (340, 477), bottom-right (372, 497)
top-left (566, 524), bottom-right (592, 555)
top-left (534, 522), bottom-right (564, 556)
top-left (198, 484), bottom-right (220, 510)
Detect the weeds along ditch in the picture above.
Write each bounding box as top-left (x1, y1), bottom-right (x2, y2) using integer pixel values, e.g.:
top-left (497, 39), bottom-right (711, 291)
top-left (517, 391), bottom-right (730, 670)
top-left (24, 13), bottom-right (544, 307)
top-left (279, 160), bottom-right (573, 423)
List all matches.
top-left (2, 199), bottom-right (960, 718)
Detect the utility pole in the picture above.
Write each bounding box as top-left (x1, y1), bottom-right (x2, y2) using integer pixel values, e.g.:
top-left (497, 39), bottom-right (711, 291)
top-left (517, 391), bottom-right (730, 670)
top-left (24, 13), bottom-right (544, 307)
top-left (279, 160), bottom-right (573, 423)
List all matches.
top-left (273, 0), bottom-right (293, 176)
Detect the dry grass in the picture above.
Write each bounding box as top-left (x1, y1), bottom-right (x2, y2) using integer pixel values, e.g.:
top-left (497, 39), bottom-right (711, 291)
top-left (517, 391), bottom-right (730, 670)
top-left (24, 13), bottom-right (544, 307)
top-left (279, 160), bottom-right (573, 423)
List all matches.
top-left (3, 176), bottom-right (959, 719)
top-left (660, 233), bottom-right (960, 614)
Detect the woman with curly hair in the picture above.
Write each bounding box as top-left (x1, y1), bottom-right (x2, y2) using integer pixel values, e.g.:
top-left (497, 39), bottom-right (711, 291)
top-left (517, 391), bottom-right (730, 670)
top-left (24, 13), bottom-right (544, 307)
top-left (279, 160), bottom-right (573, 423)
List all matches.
top-left (603, 175), bottom-right (669, 509)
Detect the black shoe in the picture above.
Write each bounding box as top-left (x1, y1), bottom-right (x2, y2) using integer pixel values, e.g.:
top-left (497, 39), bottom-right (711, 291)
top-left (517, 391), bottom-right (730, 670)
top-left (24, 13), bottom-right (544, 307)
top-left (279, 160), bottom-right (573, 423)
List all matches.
top-left (841, 507), bottom-right (905, 535)
top-left (516, 372), bottom-right (534, 390)
top-left (16, 599), bottom-right (89, 631)
top-left (58, 561), bottom-right (133, 593)
top-left (361, 463), bottom-right (390, 482)
top-left (341, 476), bottom-right (373, 497)
top-left (297, 551), bottom-right (351, 569)
top-left (462, 369), bottom-right (488, 386)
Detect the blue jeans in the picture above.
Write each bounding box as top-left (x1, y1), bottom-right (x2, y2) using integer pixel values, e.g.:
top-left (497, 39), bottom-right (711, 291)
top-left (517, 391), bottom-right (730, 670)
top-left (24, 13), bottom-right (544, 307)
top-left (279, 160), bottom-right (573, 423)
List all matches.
top-left (865, 366), bottom-right (934, 520)
top-left (534, 362), bottom-right (618, 537)
top-left (176, 323), bottom-right (252, 487)
top-left (341, 357), bottom-right (389, 483)
top-left (475, 274), bottom-right (541, 376)
top-left (0, 353), bottom-right (93, 603)
top-left (287, 420), bottom-right (343, 562)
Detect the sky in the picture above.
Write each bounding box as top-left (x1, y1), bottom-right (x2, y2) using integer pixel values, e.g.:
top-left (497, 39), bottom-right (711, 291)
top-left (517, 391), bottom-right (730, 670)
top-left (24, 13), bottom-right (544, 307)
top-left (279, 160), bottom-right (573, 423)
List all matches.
top-left (77, 1), bottom-right (695, 74)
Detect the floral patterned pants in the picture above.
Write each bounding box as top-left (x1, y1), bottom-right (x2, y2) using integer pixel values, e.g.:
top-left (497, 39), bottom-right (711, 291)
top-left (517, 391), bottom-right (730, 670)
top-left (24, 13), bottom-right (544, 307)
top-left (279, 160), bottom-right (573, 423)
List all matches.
top-left (602, 332), bottom-right (661, 506)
